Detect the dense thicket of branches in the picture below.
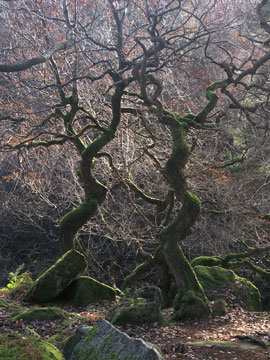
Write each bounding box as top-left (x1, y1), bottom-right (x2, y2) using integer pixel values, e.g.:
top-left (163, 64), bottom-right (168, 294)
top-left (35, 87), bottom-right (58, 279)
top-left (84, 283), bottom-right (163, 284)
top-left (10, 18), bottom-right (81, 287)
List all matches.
top-left (0, 0), bottom-right (270, 317)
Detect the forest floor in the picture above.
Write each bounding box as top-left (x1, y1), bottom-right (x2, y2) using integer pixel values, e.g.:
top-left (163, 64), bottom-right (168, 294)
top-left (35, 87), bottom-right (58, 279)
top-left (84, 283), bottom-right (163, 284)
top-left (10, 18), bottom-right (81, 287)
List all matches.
top-left (0, 291), bottom-right (269, 360)
top-left (121, 307), bottom-right (270, 360)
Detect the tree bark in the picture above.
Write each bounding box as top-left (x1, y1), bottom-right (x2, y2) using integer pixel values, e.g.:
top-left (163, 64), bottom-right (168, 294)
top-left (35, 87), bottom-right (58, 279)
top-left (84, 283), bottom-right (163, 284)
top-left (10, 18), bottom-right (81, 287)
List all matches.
top-left (158, 117), bottom-right (210, 320)
top-left (59, 83), bottom-right (125, 254)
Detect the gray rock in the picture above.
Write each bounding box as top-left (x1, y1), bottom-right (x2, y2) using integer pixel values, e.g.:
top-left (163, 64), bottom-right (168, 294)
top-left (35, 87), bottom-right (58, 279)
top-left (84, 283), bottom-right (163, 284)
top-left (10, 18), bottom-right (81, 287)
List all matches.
top-left (63, 319), bottom-right (164, 360)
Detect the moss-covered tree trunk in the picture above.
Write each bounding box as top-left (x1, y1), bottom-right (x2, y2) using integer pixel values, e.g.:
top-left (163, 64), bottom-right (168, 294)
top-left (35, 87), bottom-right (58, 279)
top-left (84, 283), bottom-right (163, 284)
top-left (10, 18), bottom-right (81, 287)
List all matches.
top-left (122, 117), bottom-right (211, 319)
top-left (123, 81), bottom-right (225, 319)
top-left (157, 82), bottom-right (225, 318)
top-left (59, 184), bottom-right (106, 254)
top-left (59, 83), bottom-right (125, 254)
top-left (158, 117), bottom-right (210, 319)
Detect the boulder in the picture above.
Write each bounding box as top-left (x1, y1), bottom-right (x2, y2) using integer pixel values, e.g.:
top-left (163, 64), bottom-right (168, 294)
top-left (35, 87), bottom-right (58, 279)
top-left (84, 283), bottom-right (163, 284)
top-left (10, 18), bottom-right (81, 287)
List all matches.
top-left (194, 265), bottom-right (261, 311)
top-left (27, 250), bottom-right (87, 303)
top-left (63, 276), bottom-right (116, 307)
top-left (111, 302), bottom-right (168, 326)
top-left (0, 333), bottom-right (64, 360)
top-left (63, 319), bottom-right (164, 360)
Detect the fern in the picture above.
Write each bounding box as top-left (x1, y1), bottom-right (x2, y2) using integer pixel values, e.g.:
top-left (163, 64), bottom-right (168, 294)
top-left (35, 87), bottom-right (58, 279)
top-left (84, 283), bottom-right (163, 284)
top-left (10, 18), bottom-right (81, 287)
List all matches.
top-left (7, 264), bottom-right (32, 290)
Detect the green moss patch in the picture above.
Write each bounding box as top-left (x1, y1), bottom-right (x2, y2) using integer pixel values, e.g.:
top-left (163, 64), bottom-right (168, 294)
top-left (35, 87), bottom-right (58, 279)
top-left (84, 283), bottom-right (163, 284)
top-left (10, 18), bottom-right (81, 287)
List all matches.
top-left (27, 250), bottom-right (88, 303)
top-left (191, 256), bottom-right (223, 267)
top-left (194, 266), bottom-right (261, 312)
top-left (172, 290), bottom-right (211, 321)
top-left (0, 333), bottom-right (64, 360)
top-left (47, 333), bottom-right (70, 353)
top-left (111, 303), bottom-right (168, 326)
top-left (194, 265), bottom-right (234, 289)
top-left (11, 306), bottom-right (71, 322)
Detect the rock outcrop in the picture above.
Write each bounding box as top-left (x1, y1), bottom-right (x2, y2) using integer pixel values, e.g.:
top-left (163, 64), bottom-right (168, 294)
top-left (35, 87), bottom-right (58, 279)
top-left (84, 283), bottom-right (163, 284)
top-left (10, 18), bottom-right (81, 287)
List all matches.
top-left (194, 265), bottom-right (261, 311)
top-left (64, 276), bottom-right (116, 307)
top-left (111, 302), bottom-right (168, 326)
top-left (27, 250), bottom-right (88, 303)
top-left (63, 319), bottom-right (164, 360)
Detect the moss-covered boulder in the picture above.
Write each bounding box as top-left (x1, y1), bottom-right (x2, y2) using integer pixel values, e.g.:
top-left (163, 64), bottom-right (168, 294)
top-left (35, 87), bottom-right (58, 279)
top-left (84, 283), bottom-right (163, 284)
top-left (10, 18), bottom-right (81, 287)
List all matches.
top-left (0, 333), bottom-right (64, 360)
top-left (194, 266), bottom-right (261, 312)
top-left (191, 256), bottom-right (223, 267)
top-left (62, 276), bottom-right (116, 307)
top-left (63, 319), bottom-right (164, 360)
top-left (172, 290), bottom-right (211, 321)
top-left (111, 303), bottom-right (168, 326)
top-left (11, 306), bottom-right (70, 322)
top-left (27, 250), bottom-right (88, 303)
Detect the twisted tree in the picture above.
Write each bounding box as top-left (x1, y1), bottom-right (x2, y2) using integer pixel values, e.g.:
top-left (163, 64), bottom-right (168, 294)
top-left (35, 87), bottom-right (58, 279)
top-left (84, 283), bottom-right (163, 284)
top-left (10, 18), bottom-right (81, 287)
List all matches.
top-left (1, 0), bottom-right (270, 318)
